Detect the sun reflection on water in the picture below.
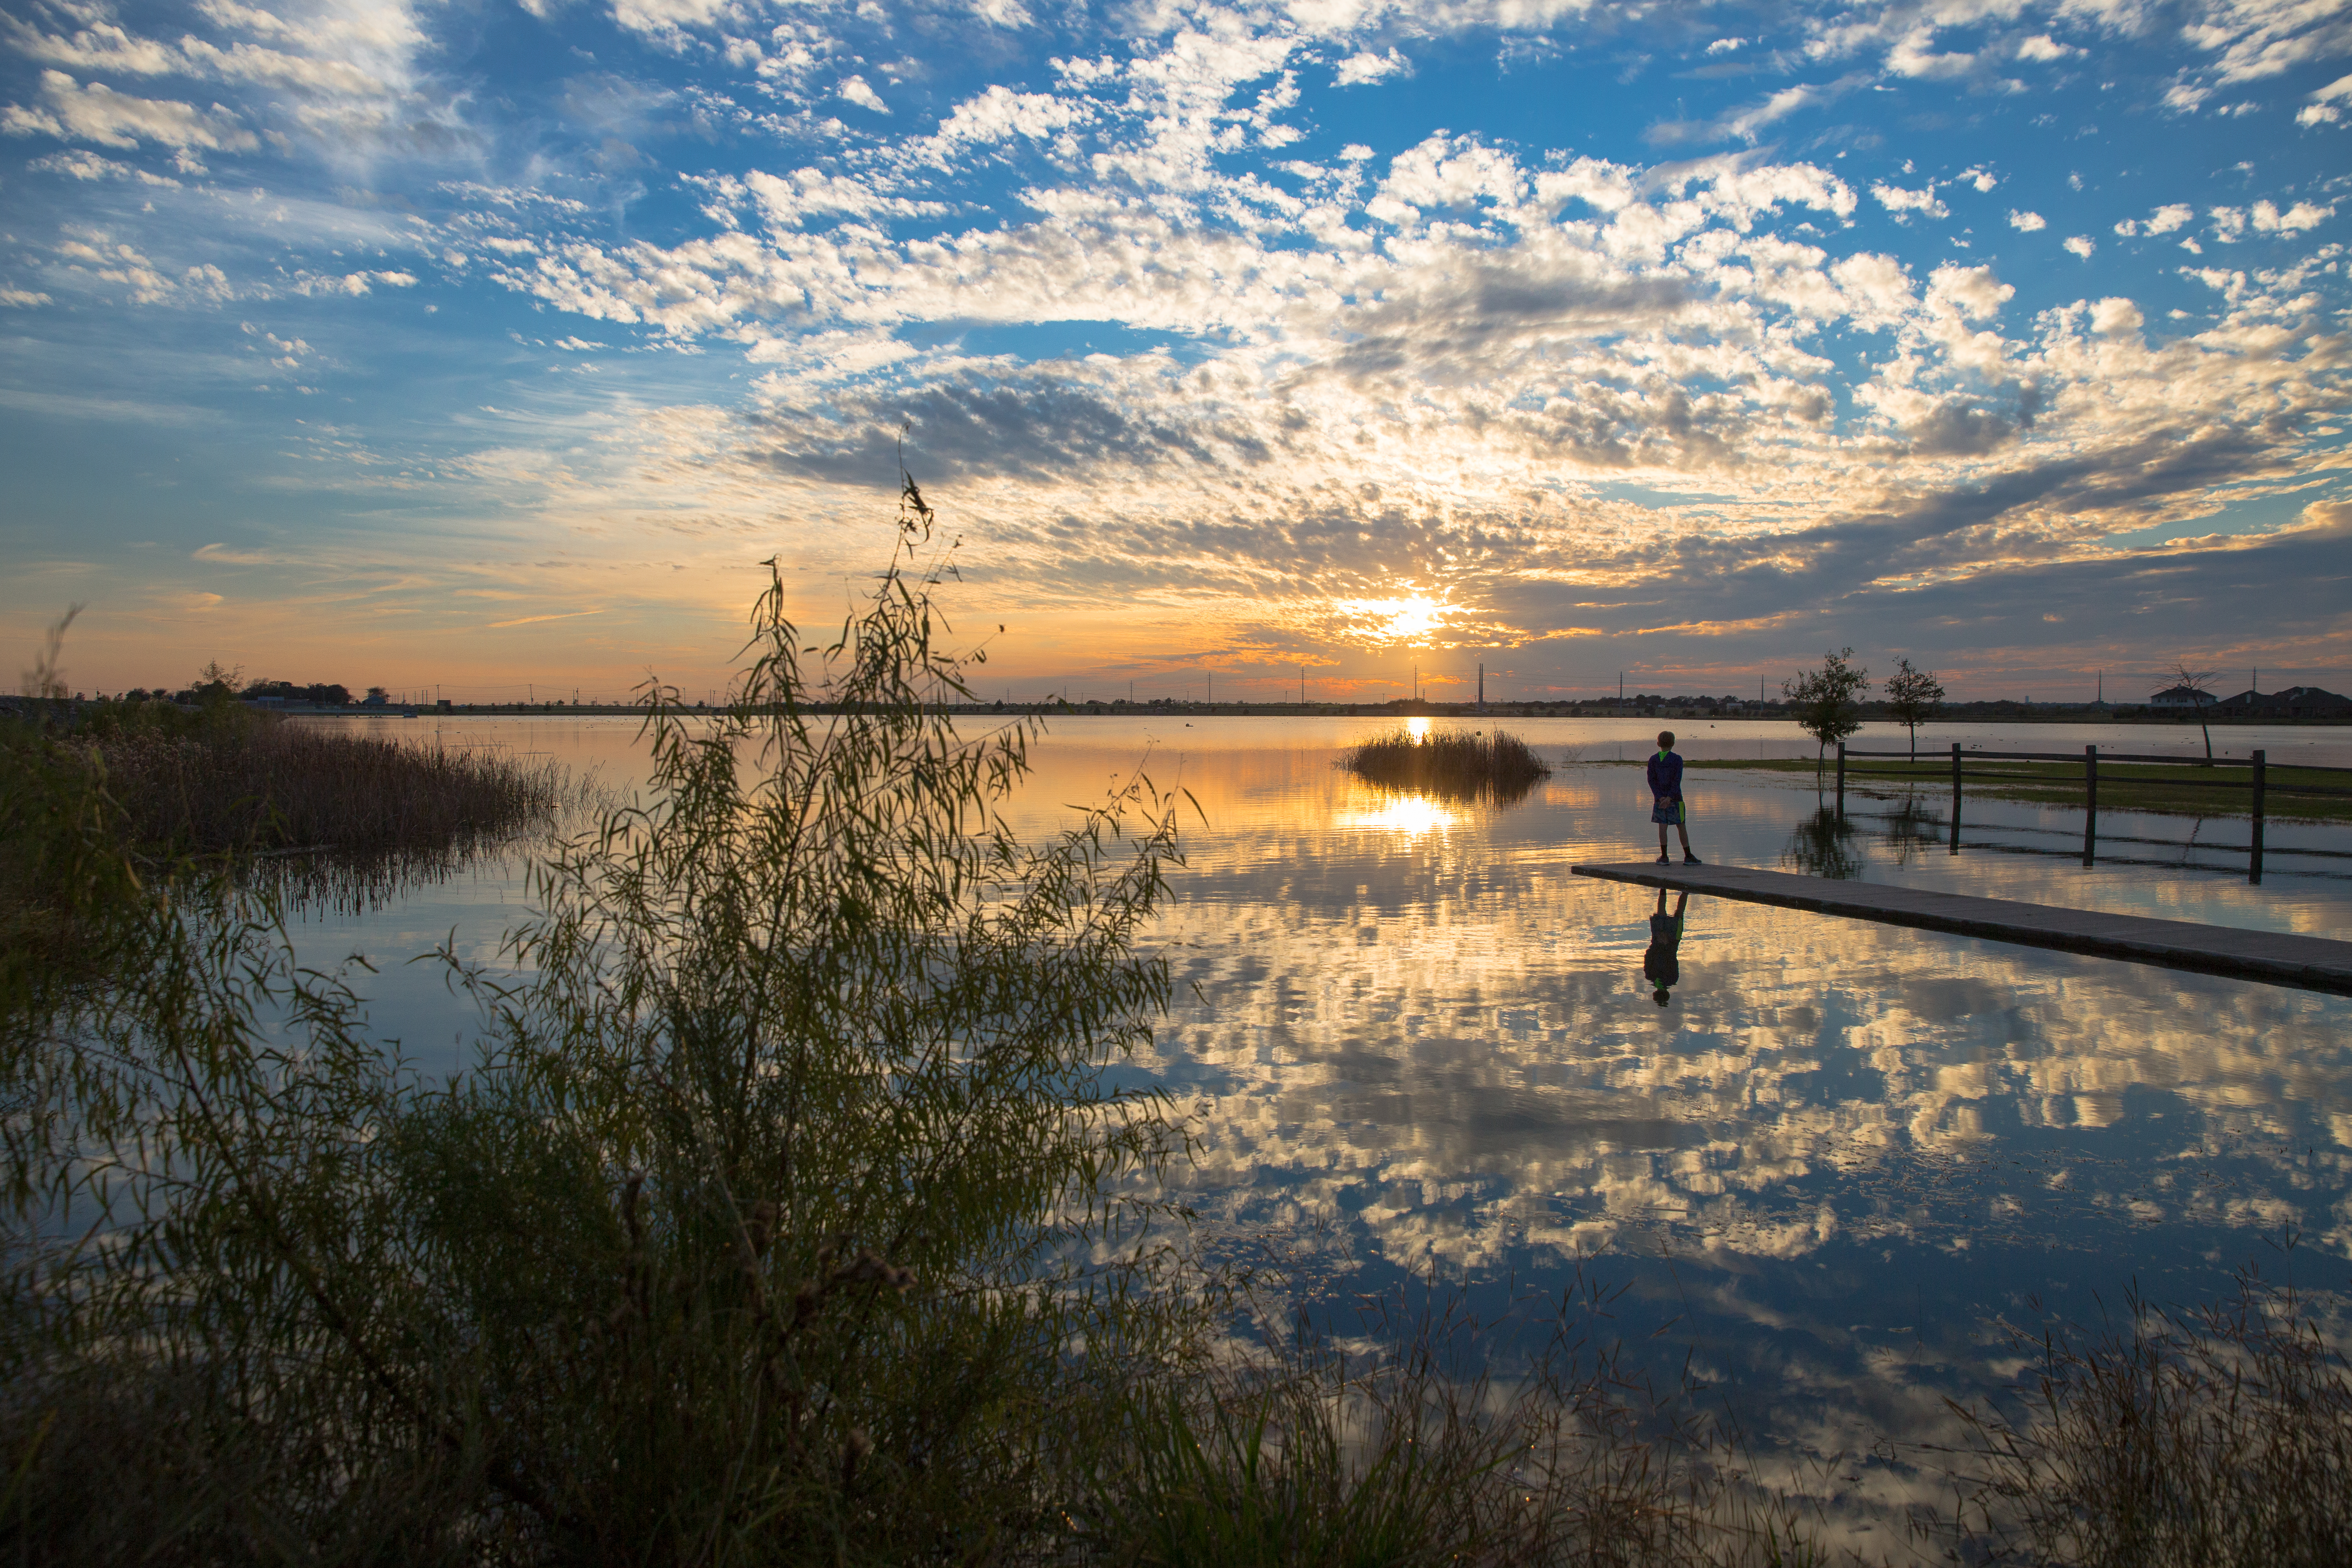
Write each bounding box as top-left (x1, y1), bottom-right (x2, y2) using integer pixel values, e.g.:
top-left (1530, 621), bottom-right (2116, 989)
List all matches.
top-left (1339, 789), bottom-right (1456, 837)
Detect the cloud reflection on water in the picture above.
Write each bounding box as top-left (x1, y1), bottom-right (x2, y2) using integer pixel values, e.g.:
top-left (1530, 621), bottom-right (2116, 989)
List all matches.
top-left (999, 723), bottom-right (2352, 1491)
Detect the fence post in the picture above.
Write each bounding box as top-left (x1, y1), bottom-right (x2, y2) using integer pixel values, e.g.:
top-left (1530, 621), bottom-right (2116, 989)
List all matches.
top-left (1836, 742), bottom-right (1846, 822)
top-left (2083, 745), bottom-right (2098, 867)
top-left (1949, 742), bottom-right (1962, 854)
top-left (2250, 749), bottom-right (2266, 884)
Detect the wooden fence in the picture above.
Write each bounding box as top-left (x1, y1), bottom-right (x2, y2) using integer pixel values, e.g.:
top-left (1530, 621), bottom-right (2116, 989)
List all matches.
top-left (1833, 744), bottom-right (2352, 883)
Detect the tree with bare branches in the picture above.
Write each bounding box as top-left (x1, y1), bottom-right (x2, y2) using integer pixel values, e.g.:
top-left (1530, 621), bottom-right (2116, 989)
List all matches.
top-left (2169, 662), bottom-right (2219, 762)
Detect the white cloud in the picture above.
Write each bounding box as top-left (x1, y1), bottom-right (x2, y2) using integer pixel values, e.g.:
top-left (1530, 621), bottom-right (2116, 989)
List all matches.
top-left (1647, 75), bottom-right (1868, 147)
top-left (2090, 296), bottom-right (2142, 338)
top-left (29, 148), bottom-right (180, 185)
top-left (1871, 180), bottom-right (1947, 221)
top-left (2163, 80), bottom-right (2211, 114)
top-left (3, 69), bottom-right (259, 152)
top-left (1334, 47), bottom-right (1409, 86)
top-left (1958, 166), bottom-right (1997, 193)
top-left (1886, 27), bottom-right (1975, 80)
top-left (2252, 198), bottom-right (2334, 234)
top-left (0, 286), bottom-right (52, 307)
top-left (838, 75), bottom-right (888, 114)
top-left (2062, 234), bottom-right (2095, 258)
top-left (2007, 209), bottom-right (2045, 232)
top-left (2016, 34), bottom-right (2076, 62)
top-left (929, 84), bottom-right (1089, 150)
top-left (1705, 38), bottom-right (1746, 56)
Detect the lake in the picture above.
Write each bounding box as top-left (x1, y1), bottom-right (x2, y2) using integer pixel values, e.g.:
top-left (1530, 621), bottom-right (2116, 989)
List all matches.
top-left (283, 713), bottom-right (2352, 1546)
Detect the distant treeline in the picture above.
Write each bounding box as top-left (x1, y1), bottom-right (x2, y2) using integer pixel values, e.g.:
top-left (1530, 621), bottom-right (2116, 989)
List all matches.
top-left (116, 677), bottom-right (380, 706)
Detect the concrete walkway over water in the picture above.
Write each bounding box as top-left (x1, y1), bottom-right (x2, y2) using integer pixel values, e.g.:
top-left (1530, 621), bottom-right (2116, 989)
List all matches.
top-left (1572, 863), bottom-right (2352, 997)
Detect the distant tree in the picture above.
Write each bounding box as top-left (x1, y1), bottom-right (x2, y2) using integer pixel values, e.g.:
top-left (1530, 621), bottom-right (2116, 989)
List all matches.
top-left (190, 659), bottom-right (241, 706)
top-left (365, 686), bottom-right (390, 704)
top-left (2169, 662), bottom-right (2220, 762)
top-left (1782, 646), bottom-right (1871, 782)
top-left (1884, 656), bottom-right (1946, 761)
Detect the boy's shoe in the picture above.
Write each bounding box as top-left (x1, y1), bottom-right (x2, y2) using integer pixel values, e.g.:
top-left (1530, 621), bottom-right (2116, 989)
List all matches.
top-left (1683, 852), bottom-right (1703, 864)
top-left (1655, 853), bottom-right (1670, 864)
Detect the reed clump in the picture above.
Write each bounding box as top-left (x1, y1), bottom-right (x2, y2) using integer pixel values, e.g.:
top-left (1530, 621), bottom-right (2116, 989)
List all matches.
top-left (1342, 727), bottom-right (1552, 803)
top-left (67, 698), bottom-right (565, 856)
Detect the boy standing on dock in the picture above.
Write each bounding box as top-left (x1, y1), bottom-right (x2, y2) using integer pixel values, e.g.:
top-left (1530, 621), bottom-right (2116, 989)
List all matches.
top-left (1648, 731), bottom-right (1701, 865)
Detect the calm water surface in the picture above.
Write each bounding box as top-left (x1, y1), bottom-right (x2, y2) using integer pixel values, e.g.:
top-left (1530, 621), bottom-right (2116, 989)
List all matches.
top-left (289, 714), bottom-right (2352, 1535)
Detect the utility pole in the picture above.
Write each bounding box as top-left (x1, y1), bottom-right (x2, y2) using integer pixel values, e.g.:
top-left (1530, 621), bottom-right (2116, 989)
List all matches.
top-left (1478, 662), bottom-right (1485, 710)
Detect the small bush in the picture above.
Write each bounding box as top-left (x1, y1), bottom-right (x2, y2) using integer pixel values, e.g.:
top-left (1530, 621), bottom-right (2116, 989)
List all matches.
top-left (1341, 728), bottom-right (1552, 803)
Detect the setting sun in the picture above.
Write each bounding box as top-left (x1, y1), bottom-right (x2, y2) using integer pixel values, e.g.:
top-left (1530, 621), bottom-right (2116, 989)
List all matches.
top-left (1339, 593), bottom-right (1447, 646)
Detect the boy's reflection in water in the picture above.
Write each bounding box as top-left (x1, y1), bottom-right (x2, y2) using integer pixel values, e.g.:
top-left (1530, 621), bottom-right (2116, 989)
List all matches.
top-left (1644, 887), bottom-right (1688, 1006)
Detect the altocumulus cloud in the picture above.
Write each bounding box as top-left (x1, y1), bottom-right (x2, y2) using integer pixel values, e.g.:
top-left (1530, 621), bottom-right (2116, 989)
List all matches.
top-left (1, 0), bottom-right (2349, 693)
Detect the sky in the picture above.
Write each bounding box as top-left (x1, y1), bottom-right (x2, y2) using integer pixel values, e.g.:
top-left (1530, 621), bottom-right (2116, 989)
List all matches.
top-left (2, 0), bottom-right (2349, 706)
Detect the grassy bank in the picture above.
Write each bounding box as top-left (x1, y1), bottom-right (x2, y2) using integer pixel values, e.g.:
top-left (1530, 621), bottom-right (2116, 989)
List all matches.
top-left (1681, 756), bottom-right (2352, 822)
top-left (1343, 727), bottom-right (1551, 802)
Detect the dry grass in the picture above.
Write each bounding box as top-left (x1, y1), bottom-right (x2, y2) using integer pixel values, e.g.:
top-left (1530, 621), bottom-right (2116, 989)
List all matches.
top-left (86, 710), bottom-right (565, 858)
top-left (1932, 1260), bottom-right (2352, 1567)
top-left (1341, 728), bottom-right (1552, 804)
top-left (1086, 1274), bottom-right (1829, 1568)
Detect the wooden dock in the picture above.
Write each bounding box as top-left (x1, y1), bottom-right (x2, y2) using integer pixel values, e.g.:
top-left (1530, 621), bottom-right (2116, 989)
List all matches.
top-left (1571, 863), bottom-right (2352, 997)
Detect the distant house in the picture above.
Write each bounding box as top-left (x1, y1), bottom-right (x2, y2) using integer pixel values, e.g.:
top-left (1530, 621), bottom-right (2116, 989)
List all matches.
top-left (2213, 686), bottom-right (2352, 718)
top-left (2147, 684), bottom-right (2211, 709)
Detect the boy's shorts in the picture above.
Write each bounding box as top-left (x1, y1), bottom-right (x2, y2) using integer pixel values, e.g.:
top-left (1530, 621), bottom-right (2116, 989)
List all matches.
top-left (1650, 798), bottom-right (1683, 825)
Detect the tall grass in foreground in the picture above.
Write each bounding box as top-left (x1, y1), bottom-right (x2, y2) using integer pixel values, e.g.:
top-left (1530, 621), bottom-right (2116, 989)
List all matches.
top-left (1342, 728), bottom-right (1552, 803)
top-left (1936, 1260), bottom-right (2352, 1566)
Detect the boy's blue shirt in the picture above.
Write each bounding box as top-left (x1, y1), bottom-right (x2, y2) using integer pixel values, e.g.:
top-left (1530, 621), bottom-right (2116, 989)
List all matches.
top-left (1646, 749), bottom-right (1684, 800)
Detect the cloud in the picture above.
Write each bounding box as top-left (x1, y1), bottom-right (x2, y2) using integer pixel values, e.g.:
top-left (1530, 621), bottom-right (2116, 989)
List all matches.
top-left (3, 70), bottom-right (258, 151)
top-left (1334, 47), bottom-right (1409, 85)
top-left (29, 148), bottom-right (180, 185)
top-left (2007, 209), bottom-right (2045, 232)
top-left (837, 75), bottom-right (888, 114)
top-left (1872, 181), bottom-right (1947, 221)
top-left (2114, 203), bottom-right (2196, 237)
top-left (1646, 75), bottom-right (1868, 147)
top-left (488, 608), bottom-right (604, 627)
top-left (2062, 234), bottom-right (2095, 258)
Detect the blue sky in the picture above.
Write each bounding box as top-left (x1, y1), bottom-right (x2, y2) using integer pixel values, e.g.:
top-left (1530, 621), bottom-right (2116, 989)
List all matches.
top-left (3, 0), bottom-right (2348, 703)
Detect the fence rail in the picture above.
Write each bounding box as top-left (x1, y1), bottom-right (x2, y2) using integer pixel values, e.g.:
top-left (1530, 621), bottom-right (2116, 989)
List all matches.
top-left (1833, 743), bottom-right (2344, 883)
